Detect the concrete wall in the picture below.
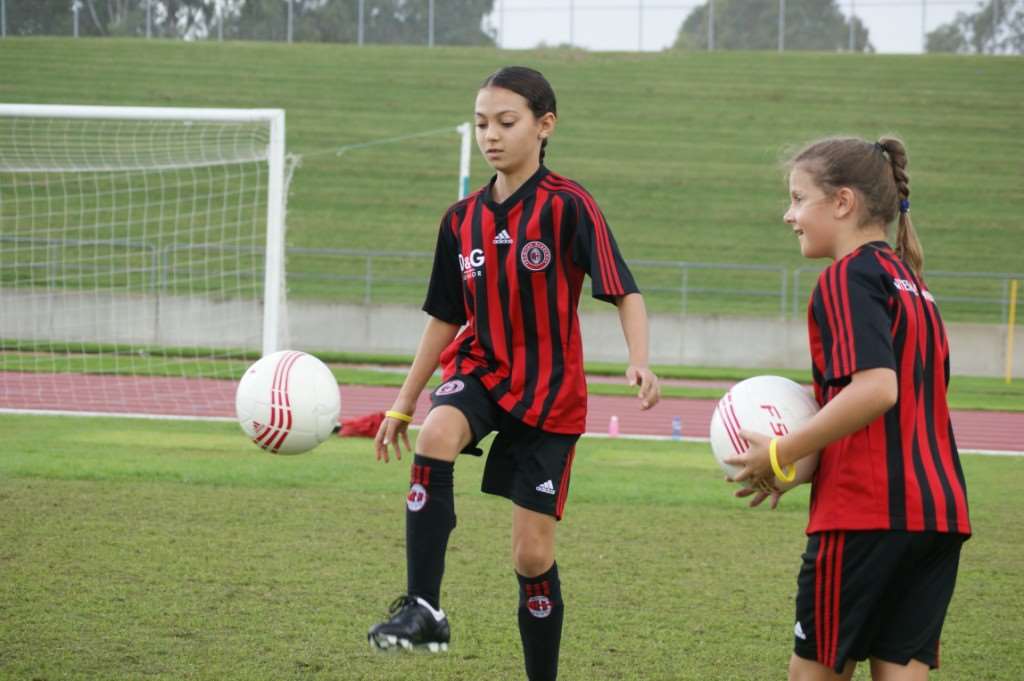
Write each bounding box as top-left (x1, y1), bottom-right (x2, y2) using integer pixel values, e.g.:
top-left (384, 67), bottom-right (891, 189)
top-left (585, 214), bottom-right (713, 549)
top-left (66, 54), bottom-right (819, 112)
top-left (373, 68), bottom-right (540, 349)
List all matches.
top-left (3, 290), bottom-right (1021, 378)
top-left (1, 290), bottom-right (262, 348)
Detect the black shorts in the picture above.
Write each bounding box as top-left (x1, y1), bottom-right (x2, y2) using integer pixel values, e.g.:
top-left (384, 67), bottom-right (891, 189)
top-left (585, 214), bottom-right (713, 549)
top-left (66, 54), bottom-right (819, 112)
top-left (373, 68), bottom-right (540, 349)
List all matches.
top-left (429, 374), bottom-right (580, 520)
top-left (793, 530), bottom-right (965, 673)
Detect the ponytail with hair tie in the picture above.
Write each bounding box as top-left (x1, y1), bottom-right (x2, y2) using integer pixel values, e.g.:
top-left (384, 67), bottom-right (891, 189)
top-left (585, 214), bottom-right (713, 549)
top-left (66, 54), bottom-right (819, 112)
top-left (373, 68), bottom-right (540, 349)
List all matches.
top-left (879, 137), bottom-right (924, 275)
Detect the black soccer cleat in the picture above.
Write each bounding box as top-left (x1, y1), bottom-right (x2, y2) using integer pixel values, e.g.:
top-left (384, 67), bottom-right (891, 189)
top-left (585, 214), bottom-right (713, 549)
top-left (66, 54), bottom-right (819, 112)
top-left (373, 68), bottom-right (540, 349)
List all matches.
top-left (368, 595), bottom-right (450, 653)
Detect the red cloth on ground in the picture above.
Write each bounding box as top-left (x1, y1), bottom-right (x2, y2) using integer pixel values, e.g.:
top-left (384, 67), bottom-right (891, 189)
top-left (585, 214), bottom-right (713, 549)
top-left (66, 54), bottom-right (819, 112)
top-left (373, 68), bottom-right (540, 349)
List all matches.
top-left (338, 411), bottom-right (385, 438)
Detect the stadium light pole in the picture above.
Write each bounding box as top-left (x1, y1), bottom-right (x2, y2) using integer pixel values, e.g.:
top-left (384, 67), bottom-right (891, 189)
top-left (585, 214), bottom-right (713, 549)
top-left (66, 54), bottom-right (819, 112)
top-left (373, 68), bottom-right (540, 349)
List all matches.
top-left (286, 0), bottom-right (293, 44)
top-left (428, 0), bottom-right (434, 47)
top-left (569, 0), bottom-right (575, 48)
top-left (358, 0), bottom-right (364, 45)
top-left (72, 1), bottom-right (80, 38)
top-left (921, 0), bottom-right (926, 53)
top-left (707, 0), bottom-right (714, 50)
top-left (848, 0), bottom-right (855, 52)
top-left (993, 0), bottom-right (1000, 51)
top-left (778, 0), bottom-right (785, 52)
top-left (1, 0), bottom-right (6, 39)
top-left (498, 0), bottom-right (504, 47)
top-left (146, 0), bottom-right (151, 38)
top-left (638, 0), bottom-right (643, 51)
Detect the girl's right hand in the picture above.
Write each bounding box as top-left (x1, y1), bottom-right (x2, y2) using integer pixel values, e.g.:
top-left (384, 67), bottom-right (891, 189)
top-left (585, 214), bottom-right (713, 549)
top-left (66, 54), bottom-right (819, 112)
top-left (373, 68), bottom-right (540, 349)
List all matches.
top-left (733, 483), bottom-right (784, 510)
top-left (374, 401), bottom-right (415, 463)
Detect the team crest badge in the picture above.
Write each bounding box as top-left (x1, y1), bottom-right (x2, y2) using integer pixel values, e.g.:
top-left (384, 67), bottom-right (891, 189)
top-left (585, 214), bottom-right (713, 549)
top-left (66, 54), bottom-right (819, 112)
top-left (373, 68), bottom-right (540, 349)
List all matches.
top-left (407, 483), bottom-right (428, 512)
top-left (527, 595), bottom-right (553, 618)
top-left (435, 379), bottom-right (465, 396)
top-left (520, 241), bottom-right (552, 272)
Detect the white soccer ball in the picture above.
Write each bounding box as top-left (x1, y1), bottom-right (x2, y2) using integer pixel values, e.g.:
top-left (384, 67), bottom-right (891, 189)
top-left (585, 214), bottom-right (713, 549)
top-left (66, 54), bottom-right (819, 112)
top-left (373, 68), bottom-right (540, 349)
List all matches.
top-left (235, 350), bottom-right (341, 455)
top-left (709, 375), bottom-right (820, 492)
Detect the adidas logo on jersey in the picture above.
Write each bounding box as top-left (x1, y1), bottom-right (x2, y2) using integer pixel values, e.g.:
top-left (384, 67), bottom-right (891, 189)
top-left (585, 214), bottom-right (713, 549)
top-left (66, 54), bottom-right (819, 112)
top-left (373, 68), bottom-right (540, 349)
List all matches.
top-left (535, 480), bottom-right (556, 495)
top-left (493, 229), bottom-right (512, 245)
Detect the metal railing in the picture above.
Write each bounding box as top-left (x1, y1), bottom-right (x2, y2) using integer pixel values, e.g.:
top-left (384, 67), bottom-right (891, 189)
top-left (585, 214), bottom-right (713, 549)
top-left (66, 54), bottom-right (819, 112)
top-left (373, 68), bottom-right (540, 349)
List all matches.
top-left (286, 247), bottom-right (434, 306)
top-left (792, 267), bottom-right (1024, 323)
top-left (2, 238), bottom-right (1020, 323)
top-left (629, 259), bottom-right (788, 317)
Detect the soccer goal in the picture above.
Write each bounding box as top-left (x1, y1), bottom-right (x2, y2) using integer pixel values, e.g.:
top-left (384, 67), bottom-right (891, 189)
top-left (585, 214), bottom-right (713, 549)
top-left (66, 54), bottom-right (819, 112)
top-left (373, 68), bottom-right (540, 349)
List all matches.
top-left (0, 104), bottom-right (289, 419)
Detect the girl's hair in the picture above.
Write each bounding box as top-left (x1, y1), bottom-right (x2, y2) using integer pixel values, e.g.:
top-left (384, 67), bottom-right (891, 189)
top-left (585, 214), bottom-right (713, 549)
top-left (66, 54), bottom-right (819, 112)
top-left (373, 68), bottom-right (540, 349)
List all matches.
top-left (480, 66), bottom-right (557, 164)
top-left (790, 136), bottom-right (923, 275)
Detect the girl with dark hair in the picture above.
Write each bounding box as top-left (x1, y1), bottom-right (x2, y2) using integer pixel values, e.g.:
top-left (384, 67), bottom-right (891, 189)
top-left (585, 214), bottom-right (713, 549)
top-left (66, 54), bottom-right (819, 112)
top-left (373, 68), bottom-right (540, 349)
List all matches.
top-left (367, 66), bottom-right (660, 681)
top-left (727, 136), bottom-right (970, 681)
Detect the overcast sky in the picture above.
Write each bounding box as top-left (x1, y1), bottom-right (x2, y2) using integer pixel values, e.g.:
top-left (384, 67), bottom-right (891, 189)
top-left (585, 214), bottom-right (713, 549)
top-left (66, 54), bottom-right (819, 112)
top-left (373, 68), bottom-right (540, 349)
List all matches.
top-left (486, 1), bottom-right (984, 54)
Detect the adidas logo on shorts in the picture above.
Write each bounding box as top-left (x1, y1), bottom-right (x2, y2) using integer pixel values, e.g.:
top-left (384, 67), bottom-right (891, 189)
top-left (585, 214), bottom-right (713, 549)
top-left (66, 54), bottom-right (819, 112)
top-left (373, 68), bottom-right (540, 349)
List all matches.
top-left (493, 229), bottom-right (513, 245)
top-left (794, 621), bottom-right (807, 640)
top-left (535, 480), bottom-right (556, 495)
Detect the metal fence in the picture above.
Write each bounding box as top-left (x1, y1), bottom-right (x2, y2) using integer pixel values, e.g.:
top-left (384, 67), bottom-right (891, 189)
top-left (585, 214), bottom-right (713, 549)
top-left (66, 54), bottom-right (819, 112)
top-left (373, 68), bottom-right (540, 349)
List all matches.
top-left (792, 266), bottom-right (1024, 324)
top-left (287, 249), bottom-right (795, 316)
top-left (0, 0), bottom-right (1003, 56)
top-left (289, 248), bottom-right (1023, 323)
top-left (2, 238), bottom-right (1020, 323)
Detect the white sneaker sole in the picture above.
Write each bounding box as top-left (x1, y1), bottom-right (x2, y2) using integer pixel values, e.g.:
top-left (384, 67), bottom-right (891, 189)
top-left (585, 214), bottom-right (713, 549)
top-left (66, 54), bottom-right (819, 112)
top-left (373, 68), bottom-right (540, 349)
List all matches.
top-left (368, 633), bottom-right (448, 653)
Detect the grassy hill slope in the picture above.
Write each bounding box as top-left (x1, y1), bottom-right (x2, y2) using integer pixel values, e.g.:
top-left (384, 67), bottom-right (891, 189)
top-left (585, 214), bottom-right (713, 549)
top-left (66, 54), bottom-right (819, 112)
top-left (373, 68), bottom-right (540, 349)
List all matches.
top-left (2, 39), bottom-right (1021, 316)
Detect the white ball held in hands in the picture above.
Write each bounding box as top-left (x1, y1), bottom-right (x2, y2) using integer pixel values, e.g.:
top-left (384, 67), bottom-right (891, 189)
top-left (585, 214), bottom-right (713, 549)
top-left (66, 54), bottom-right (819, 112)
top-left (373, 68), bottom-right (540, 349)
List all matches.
top-left (709, 375), bottom-right (820, 492)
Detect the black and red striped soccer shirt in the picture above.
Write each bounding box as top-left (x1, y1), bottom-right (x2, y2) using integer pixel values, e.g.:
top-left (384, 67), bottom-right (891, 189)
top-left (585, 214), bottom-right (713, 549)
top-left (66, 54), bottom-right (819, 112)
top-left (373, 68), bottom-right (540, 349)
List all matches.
top-left (422, 166), bottom-right (638, 434)
top-left (806, 241), bottom-right (970, 535)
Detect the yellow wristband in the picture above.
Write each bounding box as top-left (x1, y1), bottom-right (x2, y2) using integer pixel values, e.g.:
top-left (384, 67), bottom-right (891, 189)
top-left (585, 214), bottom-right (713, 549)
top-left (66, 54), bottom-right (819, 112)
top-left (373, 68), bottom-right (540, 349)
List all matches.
top-left (769, 437), bottom-right (796, 483)
top-left (385, 410), bottom-right (413, 424)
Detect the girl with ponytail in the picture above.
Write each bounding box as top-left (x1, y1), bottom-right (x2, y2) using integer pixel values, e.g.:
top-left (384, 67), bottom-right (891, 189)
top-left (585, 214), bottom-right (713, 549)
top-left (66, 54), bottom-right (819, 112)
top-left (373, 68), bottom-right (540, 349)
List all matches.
top-left (726, 136), bottom-right (971, 681)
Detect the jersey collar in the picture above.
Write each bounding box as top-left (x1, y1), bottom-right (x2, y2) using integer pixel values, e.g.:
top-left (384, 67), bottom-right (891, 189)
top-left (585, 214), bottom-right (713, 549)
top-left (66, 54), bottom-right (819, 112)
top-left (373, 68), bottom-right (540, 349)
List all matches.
top-left (865, 240), bottom-right (891, 251)
top-left (482, 165), bottom-right (550, 214)
top-left (846, 240), bottom-right (892, 260)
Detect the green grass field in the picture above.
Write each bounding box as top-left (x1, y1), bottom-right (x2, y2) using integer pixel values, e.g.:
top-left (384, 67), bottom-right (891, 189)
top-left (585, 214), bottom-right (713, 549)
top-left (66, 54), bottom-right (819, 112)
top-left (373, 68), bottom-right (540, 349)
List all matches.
top-left (2, 413), bottom-right (1022, 680)
top-left (1, 39), bottom-right (1022, 319)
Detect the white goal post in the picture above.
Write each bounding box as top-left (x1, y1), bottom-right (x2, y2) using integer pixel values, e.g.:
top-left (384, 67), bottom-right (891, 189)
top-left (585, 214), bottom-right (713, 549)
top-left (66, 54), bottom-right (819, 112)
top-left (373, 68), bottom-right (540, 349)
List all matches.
top-left (0, 104), bottom-right (288, 418)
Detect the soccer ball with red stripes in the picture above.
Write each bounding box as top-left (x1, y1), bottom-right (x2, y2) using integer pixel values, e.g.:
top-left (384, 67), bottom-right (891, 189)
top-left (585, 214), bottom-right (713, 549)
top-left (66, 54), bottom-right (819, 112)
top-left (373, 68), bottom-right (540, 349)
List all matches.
top-left (235, 350), bottom-right (341, 455)
top-left (709, 375), bottom-right (820, 492)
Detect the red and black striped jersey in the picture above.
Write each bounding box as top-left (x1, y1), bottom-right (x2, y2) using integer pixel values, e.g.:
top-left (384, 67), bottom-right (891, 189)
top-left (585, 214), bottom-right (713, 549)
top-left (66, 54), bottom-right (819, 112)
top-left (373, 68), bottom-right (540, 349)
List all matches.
top-left (806, 242), bottom-right (970, 536)
top-left (422, 166), bottom-right (638, 434)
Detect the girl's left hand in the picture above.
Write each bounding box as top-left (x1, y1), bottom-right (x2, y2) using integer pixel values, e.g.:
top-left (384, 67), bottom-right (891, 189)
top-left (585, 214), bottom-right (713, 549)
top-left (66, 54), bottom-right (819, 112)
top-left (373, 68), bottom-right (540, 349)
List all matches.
top-left (626, 366), bottom-right (660, 410)
top-left (723, 428), bottom-right (774, 488)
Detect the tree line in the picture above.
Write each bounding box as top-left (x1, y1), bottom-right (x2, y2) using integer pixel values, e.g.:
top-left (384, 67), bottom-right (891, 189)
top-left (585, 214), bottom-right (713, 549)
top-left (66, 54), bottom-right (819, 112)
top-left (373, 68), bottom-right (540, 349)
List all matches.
top-left (3, 0), bottom-right (496, 44)
top-left (4, 0), bottom-right (1021, 54)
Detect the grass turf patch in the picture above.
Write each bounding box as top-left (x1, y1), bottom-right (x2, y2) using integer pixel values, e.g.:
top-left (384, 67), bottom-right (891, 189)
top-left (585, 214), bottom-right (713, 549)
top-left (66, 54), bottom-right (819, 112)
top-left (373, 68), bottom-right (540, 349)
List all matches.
top-left (1, 414), bottom-right (1022, 680)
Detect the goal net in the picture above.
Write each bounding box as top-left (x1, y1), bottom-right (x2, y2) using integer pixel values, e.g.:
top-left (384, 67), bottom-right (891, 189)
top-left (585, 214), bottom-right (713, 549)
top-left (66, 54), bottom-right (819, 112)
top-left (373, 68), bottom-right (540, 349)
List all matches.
top-left (0, 105), bottom-right (289, 419)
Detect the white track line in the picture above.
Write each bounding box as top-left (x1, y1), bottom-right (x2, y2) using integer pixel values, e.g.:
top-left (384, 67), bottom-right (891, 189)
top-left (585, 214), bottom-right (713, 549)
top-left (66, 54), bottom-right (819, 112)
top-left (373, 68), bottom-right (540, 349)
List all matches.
top-left (0, 408), bottom-right (235, 423)
top-left (2, 408), bottom-right (1020, 457)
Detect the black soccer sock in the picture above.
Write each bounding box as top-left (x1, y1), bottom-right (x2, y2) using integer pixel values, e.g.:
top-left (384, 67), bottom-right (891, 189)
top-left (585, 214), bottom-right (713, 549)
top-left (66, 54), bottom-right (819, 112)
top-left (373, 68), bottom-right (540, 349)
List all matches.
top-left (517, 562), bottom-right (564, 681)
top-left (405, 454), bottom-right (456, 610)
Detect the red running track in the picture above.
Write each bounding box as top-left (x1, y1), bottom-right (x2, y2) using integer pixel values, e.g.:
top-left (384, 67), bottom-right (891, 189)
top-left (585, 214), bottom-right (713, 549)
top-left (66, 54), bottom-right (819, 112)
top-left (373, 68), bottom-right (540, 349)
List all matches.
top-left (2, 372), bottom-right (1021, 453)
